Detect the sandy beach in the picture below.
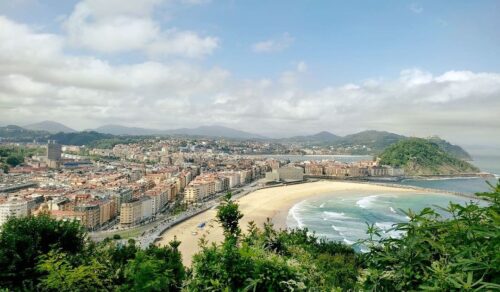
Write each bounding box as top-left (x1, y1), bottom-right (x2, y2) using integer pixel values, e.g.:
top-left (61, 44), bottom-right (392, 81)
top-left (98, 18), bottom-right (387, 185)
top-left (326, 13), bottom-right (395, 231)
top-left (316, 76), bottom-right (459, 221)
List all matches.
top-left (156, 180), bottom-right (422, 266)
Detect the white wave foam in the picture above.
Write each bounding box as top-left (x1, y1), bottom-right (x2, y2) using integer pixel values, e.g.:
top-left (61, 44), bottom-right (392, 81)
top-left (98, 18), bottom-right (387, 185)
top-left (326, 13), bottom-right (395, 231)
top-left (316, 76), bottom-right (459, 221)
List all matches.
top-left (323, 211), bottom-right (351, 220)
top-left (360, 247), bottom-right (370, 253)
top-left (343, 238), bottom-right (355, 245)
top-left (356, 195), bottom-right (379, 209)
top-left (289, 202), bottom-right (306, 229)
top-left (375, 222), bottom-right (395, 232)
top-left (389, 207), bottom-right (397, 214)
top-left (332, 225), bottom-right (350, 233)
top-left (375, 222), bottom-right (404, 238)
top-left (319, 203), bottom-right (326, 208)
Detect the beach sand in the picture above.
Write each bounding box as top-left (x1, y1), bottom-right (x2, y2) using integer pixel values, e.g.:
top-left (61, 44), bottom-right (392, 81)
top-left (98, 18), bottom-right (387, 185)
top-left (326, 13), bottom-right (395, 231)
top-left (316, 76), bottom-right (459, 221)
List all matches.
top-left (156, 180), bottom-right (418, 266)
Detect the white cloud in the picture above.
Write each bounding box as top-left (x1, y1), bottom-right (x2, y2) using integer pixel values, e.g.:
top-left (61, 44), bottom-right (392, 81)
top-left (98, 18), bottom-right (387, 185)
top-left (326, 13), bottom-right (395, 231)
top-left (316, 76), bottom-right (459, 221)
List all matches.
top-left (252, 33), bottom-right (294, 53)
top-left (1, 15), bottom-right (500, 146)
top-left (0, 16), bottom-right (227, 128)
top-left (64, 0), bottom-right (218, 57)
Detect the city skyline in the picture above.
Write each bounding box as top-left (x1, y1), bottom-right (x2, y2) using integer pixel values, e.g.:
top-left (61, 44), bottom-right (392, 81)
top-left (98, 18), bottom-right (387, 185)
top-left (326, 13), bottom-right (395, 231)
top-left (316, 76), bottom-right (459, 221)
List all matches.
top-left (1, 0), bottom-right (499, 147)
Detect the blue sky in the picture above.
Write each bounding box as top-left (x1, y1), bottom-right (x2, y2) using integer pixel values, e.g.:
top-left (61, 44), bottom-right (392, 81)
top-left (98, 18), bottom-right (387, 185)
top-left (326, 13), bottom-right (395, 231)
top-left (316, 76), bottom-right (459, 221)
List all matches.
top-left (0, 0), bottom-right (499, 146)
top-left (4, 0), bottom-right (500, 84)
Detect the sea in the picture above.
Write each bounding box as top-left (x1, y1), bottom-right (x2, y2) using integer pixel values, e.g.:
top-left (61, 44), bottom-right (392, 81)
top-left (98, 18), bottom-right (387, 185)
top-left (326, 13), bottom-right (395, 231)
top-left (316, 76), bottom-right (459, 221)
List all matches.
top-left (277, 153), bottom-right (500, 247)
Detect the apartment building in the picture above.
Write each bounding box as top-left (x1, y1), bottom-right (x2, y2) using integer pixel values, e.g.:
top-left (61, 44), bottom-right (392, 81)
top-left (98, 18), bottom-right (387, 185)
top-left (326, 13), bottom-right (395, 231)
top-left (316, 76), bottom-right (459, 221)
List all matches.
top-left (120, 196), bottom-right (153, 227)
top-left (0, 196), bottom-right (28, 226)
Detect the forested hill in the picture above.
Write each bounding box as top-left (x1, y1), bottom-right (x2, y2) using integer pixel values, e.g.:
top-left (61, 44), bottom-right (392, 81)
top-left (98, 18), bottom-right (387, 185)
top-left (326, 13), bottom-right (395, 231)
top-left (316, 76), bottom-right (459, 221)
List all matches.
top-left (379, 138), bottom-right (479, 175)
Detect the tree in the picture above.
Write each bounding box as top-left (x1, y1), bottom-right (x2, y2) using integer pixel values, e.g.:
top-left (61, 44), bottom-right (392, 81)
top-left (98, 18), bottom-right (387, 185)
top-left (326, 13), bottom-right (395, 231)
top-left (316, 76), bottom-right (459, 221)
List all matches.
top-left (216, 192), bottom-right (243, 240)
top-left (122, 242), bottom-right (185, 291)
top-left (0, 215), bottom-right (86, 289)
top-left (37, 250), bottom-right (112, 291)
top-left (5, 155), bottom-right (22, 167)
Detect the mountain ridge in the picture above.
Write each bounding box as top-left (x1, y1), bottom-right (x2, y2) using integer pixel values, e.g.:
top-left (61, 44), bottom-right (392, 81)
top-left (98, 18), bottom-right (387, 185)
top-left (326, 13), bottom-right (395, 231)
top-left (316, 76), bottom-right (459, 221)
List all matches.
top-left (92, 124), bottom-right (266, 139)
top-left (24, 121), bottom-right (76, 133)
top-left (0, 124), bottom-right (473, 161)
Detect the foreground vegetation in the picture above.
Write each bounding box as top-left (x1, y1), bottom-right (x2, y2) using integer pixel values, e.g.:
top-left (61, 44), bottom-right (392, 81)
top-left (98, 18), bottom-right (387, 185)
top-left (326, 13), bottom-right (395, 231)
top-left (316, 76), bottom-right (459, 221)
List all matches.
top-left (379, 138), bottom-right (479, 175)
top-left (0, 181), bottom-right (499, 290)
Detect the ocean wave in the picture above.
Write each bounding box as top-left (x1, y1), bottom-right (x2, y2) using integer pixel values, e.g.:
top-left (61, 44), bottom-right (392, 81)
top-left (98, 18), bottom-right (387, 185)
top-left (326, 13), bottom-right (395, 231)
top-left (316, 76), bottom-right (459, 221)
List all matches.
top-left (319, 203), bottom-right (326, 208)
top-left (343, 238), bottom-right (355, 245)
top-left (331, 225), bottom-right (350, 233)
top-left (375, 222), bottom-right (395, 231)
top-left (323, 211), bottom-right (351, 220)
top-left (389, 206), bottom-right (397, 214)
top-left (375, 222), bottom-right (404, 238)
top-left (289, 202), bottom-right (306, 229)
top-left (356, 195), bottom-right (379, 209)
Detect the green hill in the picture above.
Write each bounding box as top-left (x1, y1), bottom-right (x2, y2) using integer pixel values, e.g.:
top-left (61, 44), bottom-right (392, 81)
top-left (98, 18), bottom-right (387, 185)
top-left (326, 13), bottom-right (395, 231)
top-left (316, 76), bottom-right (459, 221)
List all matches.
top-left (379, 138), bottom-right (479, 175)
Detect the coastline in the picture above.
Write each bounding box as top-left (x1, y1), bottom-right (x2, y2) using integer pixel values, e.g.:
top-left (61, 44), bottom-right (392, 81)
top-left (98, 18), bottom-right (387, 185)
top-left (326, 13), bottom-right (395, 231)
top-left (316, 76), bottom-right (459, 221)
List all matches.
top-left (156, 180), bottom-right (449, 266)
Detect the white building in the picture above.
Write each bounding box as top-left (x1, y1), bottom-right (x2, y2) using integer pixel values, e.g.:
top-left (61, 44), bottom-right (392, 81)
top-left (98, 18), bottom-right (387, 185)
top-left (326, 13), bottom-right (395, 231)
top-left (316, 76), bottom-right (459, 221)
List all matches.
top-left (0, 197), bottom-right (29, 226)
top-left (221, 172), bottom-right (241, 188)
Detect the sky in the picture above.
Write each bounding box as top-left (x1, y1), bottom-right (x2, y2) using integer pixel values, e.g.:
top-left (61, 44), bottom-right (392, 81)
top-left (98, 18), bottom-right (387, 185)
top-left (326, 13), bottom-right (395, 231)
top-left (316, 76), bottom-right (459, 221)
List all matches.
top-left (0, 0), bottom-right (499, 147)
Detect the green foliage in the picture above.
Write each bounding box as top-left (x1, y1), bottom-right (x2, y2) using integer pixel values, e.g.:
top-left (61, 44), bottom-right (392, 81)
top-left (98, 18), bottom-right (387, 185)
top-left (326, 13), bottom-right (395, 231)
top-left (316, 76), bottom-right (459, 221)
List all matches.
top-left (122, 243), bottom-right (185, 291)
top-left (48, 131), bottom-right (115, 146)
top-left (88, 137), bottom-right (143, 149)
top-left (359, 179), bottom-right (500, 291)
top-left (379, 138), bottom-right (479, 175)
top-left (37, 250), bottom-right (113, 291)
top-left (339, 130), bottom-right (405, 150)
top-left (0, 145), bottom-right (45, 168)
top-left (0, 125), bottom-right (49, 142)
top-left (45, 131), bottom-right (146, 147)
top-left (35, 237), bottom-right (185, 291)
top-left (5, 155), bottom-right (22, 166)
top-left (0, 214), bottom-right (86, 289)
top-left (216, 192), bottom-right (244, 239)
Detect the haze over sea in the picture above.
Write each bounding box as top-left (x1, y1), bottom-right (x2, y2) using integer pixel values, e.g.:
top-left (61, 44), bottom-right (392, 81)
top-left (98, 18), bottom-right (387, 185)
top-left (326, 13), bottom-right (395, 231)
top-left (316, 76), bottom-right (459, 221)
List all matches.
top-left (281, 153), bottom-right (499, 247)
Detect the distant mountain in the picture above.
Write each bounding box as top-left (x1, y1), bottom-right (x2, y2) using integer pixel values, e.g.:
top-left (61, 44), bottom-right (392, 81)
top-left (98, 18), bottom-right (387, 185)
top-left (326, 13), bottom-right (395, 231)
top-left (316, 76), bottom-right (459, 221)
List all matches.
top-left (427, 136), bottom-right (472, 160)
top-left (92, 124), bottom-right (265, 140)
top-left (339, 130), bottom-right (406, 150)
top-left (165, 125), bottom-right (266, 139)
top-left (379, 138), bottom-right (479, 175)
top-left (281, 130), bottom-right (473, 160)
top-left (24, 121), bottom-right (76, 133)
top-left (283, 131), bottom-right (340, 143)
top-left (93, 125), bottom-right (163, 136)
